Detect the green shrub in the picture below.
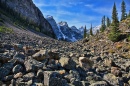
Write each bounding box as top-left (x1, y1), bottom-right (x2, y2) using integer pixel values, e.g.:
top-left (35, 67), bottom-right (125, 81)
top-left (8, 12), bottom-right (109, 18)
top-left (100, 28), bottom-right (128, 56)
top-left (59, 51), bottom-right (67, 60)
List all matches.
top-left (0, 26), bottom-right (13, 33)
top-left (108, 31), bottom-right (121, 42)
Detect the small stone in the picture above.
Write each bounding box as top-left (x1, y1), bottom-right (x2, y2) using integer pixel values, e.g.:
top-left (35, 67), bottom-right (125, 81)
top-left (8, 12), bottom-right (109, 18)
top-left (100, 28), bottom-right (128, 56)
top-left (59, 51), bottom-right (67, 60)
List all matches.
top-left (14, 72), bottom-right (23, 79)
top-left (104, 59), bottom-right (115, 67)
top-left (90, 81), bottom-right (108, 86)
top-left (111, 67), bottom-right (122, 77)
top-left (23, 72), bottom-right (35, 82)
top-left (4, 75), bottom-right (14, 81)
top-left (12, 64), bottom-right (23, 74)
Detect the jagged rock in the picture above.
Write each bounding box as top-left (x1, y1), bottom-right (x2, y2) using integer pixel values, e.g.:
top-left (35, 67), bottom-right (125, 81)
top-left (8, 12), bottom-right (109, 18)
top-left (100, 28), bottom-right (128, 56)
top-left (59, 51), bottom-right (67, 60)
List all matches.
top-left (24, 57), bottom-right (44, 72)
top-left (27, 80), bottom-right (33, 86)
top-left (12, 64), bottom-right (23, 74)
top-left (2, 62), bottom-right (14, 70)
top-left (59, 57), bottom-right (76, 70)
top-left (48, 50), bottom-right (59, 60)
top-left (0, 68), bottom-right (10, 79)
top-left (103, 73), bottom-right (120, 85)
top-left (4, 44), bottom-right (13, 50)
top-left (79, 57), bottom-right (93, 71)
top-left (23, 46), bottom-right (33, 54)
top-left (3, 75), bottom-right (14, 81)
top-left (111, 67), bottom-right (122, 77)
top-left (13, 44), bottom-right (23, 51)
top-left (37, 69), bottom-right (44, 78)
top-left (44, 71), bottom-right (67, 86)
top-left (0, 52), bottom-right (12, 63)
top-left (23, 72), bottom-right (35, 82)
top-left (64, 70), bottom-right (80, 82)
top-left (14, 72), bottom-right (23, 79)
top-left (32, 50), bottom-right (48, 61)
top-left (104, 59), bottom-right (115, 67)
top-left (90, 81), bottom-right (108, 86)
top-left (13, 52), bottom-right (25, 60)
top-left (11, 79), bottom-right (16, 86)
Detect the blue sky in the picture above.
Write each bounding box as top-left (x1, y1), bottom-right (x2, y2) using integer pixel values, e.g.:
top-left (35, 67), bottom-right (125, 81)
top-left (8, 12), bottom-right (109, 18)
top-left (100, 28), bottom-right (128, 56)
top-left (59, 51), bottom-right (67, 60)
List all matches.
top-left (32, 0), bottom-right (130, 28)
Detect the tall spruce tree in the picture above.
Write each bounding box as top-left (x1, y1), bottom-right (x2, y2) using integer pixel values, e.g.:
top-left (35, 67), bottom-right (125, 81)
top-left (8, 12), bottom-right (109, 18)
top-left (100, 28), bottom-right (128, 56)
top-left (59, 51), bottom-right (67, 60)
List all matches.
top-left (83, 25), bottom-right (87, 38)
top-left (112, 2), bottom-right (119, 31)
top-left (108, 3), bottom-right (120, 42)
top-left (121, 0), bottom-right (127, 21)
top-left (100, 16), bottom-right (106, 32)
top-left (90, 24), bottom-right (93, 36)
top-left (106, 17), bottom-right (111, 27)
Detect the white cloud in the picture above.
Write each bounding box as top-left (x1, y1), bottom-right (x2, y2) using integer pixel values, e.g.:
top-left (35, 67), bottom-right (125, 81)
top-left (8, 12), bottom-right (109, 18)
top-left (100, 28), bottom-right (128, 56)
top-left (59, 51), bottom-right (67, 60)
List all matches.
top-left (85, 4), bottom-right (93, 8)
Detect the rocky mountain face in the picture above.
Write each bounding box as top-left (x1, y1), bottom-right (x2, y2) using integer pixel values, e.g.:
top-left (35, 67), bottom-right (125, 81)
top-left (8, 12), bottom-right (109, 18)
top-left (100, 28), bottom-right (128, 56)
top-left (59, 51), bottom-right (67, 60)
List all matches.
top-left (0, 0), bottom-right (55, 37)
top-left (46, 16), bottom-right (83, 42)
top-left (45, 16), bottom-right (63, 40)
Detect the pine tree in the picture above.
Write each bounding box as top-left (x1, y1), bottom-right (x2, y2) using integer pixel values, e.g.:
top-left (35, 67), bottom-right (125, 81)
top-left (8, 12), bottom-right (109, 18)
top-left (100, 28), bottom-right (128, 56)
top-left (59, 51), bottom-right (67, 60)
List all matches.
top-left (90, 24), bottom-right (93, 36)
top-left (121, 0), bottom-right (127, 21)
top-left (106, 17), bottom-right (111, 27)
top-left (108, 3), bottom-right (120, 42)
top-left (112, 2), bottom-right (119, 31)
top-left (100, 16), bottom-right (106, 32)
top-left (83, 25), bottom-right (87, 38)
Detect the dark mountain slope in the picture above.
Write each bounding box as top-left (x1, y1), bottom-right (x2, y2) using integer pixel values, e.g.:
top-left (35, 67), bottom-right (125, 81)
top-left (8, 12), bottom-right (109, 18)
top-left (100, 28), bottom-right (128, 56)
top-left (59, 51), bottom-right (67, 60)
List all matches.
top-left (0, 0), bottom-right (55, 38)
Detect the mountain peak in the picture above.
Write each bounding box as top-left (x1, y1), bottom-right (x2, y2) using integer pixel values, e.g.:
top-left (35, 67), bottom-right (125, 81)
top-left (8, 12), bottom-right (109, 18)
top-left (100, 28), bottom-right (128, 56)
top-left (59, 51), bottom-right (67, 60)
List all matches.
top-left (45, 15), bottom-right (53, 19)
top-left (58, 21), bottom-right (68, 27)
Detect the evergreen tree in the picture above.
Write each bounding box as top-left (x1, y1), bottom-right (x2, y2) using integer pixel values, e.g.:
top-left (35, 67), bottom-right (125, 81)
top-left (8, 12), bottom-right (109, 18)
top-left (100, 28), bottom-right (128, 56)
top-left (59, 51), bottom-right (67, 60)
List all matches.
top-left (121, 0), bottom-right (127, 21)
top-left (111, 2), bottom-right (119, 31)
top-left (128, 10), bottom-right (130, 17)
top-left (90, 24), bottom-right (93, 36)
top-left (100, 16), bottom-right (106, 32)
top-left (83, 25), bottom-right (87, 38)
top-left (106, 17), bottom-right (111, 27)
top-left (108, 3), bottom-right (120, 42)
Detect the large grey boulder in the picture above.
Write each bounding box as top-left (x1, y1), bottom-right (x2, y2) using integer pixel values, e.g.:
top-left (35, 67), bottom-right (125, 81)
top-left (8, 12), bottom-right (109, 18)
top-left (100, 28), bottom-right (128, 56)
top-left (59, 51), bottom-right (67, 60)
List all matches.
top-left (24, 57), bottom-right (44, 72)
top-left (44, 71), bottom-right (67, 86)
top-left (32, 50), bottom-right (48, 61)
top-left (59, 57), bottom-right (76, 70)
top-left (103, 73), bottom-right (123, 86)
top-left (79, 57), bottom-right (93, 71)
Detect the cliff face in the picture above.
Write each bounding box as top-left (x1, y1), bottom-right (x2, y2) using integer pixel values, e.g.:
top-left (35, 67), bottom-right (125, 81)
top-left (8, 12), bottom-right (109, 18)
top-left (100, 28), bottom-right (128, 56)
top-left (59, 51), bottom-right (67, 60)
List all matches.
top-left (0, 0), bottom-right (55, 38)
